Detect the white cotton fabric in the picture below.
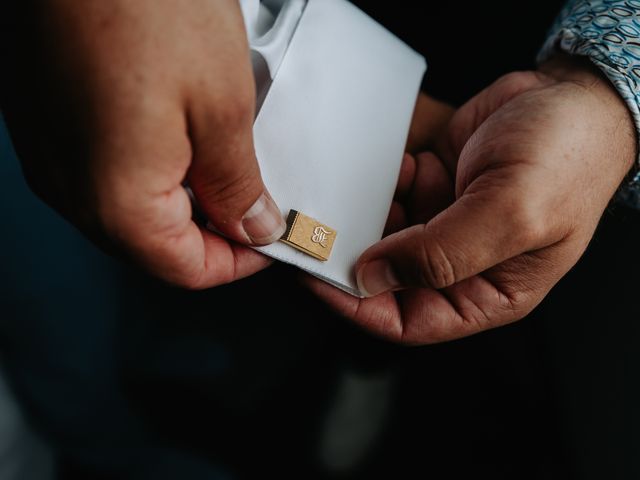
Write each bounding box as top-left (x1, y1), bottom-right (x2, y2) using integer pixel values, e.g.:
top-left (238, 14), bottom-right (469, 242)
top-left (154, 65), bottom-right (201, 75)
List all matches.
top-left (240, 0), bottom-right (426, 296)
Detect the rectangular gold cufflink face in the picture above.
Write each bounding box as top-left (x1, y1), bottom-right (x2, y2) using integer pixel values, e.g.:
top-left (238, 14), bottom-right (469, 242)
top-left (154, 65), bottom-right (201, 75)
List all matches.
top-left (280, 210), bottom-right (337, 261)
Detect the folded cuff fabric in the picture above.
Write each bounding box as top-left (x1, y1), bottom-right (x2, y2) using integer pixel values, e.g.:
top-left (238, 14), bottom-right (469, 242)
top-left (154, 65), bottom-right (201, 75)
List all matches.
top-left (538, 0), bottom-right (640, 209)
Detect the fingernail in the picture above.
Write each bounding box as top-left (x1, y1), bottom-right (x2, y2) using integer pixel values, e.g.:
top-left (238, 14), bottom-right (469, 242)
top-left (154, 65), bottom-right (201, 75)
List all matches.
top-left (241, 192), bottom-right (286, 245)
top-left (357, 259), bottom-right (400, 297)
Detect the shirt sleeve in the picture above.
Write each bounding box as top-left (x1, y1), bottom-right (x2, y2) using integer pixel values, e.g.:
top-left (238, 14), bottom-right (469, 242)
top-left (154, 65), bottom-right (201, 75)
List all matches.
top-left (538, 0), bottom-right (640, 208)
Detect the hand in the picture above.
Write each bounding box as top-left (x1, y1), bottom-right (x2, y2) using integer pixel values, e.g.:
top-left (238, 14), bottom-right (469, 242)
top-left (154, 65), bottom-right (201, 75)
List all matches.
top-left (405, 93), bottom-right (455, 156)
top-left (1, 0), bottom-right (285, 288)
top-left (307, 55), bottom-right (637, 344)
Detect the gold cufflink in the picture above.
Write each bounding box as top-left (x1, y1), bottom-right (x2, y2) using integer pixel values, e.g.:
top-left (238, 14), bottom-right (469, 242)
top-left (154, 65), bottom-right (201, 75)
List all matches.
top-left (280, 210), bottom-right (337, 261)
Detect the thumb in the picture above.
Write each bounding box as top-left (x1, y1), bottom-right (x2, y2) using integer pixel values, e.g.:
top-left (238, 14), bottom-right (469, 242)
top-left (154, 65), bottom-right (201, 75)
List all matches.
top-left (355, 194), bottom-right (547, 297)
top-left (187, 90), bottom-right (286, 247)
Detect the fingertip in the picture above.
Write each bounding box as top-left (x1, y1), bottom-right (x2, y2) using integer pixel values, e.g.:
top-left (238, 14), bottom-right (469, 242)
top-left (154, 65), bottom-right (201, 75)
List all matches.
top-left (395, 153), bottom-right (417, 199)
top-left (356, 258), bottom-right (401, 298)
top-left (414, 151), bottom-right (440, 163)
top-left (240, 191), bottom-right (286, 245)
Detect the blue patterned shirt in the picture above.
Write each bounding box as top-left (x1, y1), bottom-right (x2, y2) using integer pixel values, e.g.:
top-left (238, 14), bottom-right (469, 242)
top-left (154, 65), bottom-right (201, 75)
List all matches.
top-left (539, 0), bottom-right (640, 208)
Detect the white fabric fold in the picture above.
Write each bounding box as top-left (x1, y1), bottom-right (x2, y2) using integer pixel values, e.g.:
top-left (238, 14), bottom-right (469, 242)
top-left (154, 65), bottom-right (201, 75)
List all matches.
top-left (241, 0), bottom-right (307, 81)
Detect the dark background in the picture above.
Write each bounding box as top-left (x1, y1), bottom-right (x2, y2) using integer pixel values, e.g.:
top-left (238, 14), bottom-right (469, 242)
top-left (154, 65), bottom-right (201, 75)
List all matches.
top-left (1, 1), bottom-right (640, 479)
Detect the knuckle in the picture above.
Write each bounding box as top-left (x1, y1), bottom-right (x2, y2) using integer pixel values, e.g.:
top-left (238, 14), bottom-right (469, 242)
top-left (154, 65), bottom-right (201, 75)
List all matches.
top-left (497, 289), bottom-right (535, 325)
top-left (498, 70), bottom-right (540, 91)
top-left (446, 112), bottom-right (468, 155)
top-left (174, 271), bottom-right (208, 291)
top-left (208, 85), bottom-right (255, 128)
top-left (507, 202), bottom-right (547, 247)
top-left (459, 308), bottom-right (492, 333)
top-left (418, 226), bottom-right (457, 289)
top-left (93, 177), bottom-right (137, 241)
top-left (503, 288), bottom-right (531, 314)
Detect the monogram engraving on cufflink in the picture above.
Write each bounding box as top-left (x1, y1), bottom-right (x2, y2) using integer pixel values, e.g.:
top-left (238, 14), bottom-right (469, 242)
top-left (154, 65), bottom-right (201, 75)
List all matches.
top-left (280, 210), bottom-right (337, 261)
top-left (311, 226), bottom-right (331, 248)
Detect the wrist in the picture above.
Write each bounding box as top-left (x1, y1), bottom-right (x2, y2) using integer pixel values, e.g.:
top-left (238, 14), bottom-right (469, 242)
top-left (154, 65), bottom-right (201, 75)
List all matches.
top-left (539, 53), bottom-right (604, 84)
top-left (540, 53), bottom-right (637, 176)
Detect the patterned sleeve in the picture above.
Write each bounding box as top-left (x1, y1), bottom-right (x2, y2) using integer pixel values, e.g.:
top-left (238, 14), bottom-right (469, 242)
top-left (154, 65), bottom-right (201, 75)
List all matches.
top-left (538, 0), bottom-right (640, 208)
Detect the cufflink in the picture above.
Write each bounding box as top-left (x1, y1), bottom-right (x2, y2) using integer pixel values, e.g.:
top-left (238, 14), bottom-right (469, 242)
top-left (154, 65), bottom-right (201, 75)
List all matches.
top-left (280, 210), bottom-right (337, 261)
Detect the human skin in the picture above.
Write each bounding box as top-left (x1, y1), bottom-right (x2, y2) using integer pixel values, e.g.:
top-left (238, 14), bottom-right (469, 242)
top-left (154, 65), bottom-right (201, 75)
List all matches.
top-left (0, 0), bottom-right (457, 292)
top-left (0, 0), bottom-right (286, 289)
top-left (307, 54), bottom-right (637, 344)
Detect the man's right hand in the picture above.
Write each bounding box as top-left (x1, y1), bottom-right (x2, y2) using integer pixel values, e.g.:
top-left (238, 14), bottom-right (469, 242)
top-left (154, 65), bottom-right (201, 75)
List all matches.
top-left (1, 0), bottom-right (284, 288)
